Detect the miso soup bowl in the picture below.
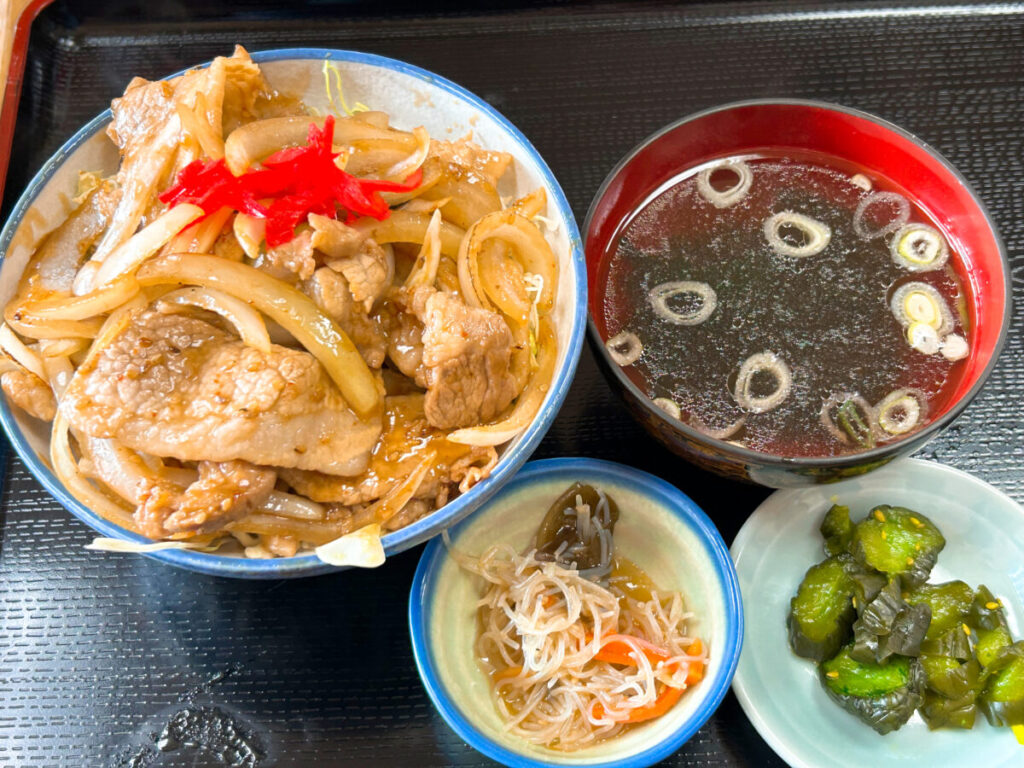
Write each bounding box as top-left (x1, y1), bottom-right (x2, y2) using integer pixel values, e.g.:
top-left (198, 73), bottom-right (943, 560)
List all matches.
top-left (585, 99), bottom-right (1011, 488)
top-left (0, 49), bottom-right (586, 578)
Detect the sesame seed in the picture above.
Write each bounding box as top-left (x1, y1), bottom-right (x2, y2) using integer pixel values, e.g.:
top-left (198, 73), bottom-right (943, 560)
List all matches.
top-left (826, 670), bottom-right (839, 679)
top-left (986, 601), bottom-right (1000, 610)
top-left (962, 624), bottom-right (971, 636)
top-left (874, 509), bottom-right (886, 522)
top-left (910, 517), bottom-right (924, 528)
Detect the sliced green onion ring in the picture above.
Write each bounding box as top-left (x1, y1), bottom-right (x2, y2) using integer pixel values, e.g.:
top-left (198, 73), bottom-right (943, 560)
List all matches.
top-left (907, 322), bottom-right (940, 355)
top-left (853, 191), bottom-right (910, 240)
top-left (820, 393), bottom-right (877, 446)
top-left (696, 160), bottom-right (752, 208)
top-left (890, 223), bottom-right (949, 271)
top-left (652, 397), bottom-right (681, 419)
top-left (606, 330), bottom-right (643, 367)
top-left (890, 281), bottom-right (953, 335)
top-left (876, 388), bottom-right (927, 436)
top-left (648, 280), bottom-right (717, 326)
top-left (733, 351), bottom-right (792, 413)
top-left (763, 211), bottom-right (831, 258)
top-left (939, 333), bottom-right (969, 361)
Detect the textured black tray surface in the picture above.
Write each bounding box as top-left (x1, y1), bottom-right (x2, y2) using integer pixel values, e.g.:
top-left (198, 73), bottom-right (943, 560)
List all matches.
top-left (2, 1), bottom-right (1023, 765)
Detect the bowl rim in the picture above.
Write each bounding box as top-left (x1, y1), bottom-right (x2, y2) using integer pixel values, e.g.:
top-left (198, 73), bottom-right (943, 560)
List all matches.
top-left (583, 97), bottom-right (1012, 472)
top-left (0, 47), bottom-right (587, 578)
top-left (408, 456), bottom-right (745, 768)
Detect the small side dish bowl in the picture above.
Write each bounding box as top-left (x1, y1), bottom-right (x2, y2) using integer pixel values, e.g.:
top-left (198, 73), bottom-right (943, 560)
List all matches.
top-left (0, 48), bottom-right (586, 578)
top-left (409, 457), bottom-right (743, 768)
top-left (731, 458), bottom-right (1024, 768)
top-left (584, 100), bottom-right (1010, 488)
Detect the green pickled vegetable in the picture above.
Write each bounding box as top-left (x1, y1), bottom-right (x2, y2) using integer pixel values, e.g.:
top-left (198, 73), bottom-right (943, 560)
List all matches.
top-left (966, 585), bottom-right (1013, 667)
top-left (980, 642), bottom-right (1024, 727)
top-left (851, 578), bottom-right (931, 664)
top-left (920, 689), bottom-right (978, 730)
top-left (821, 644), bottom-right (924, 734)
top-left (849, 505), bottom-right (945, 588)
top-left (967, 585), bottom-right (1009, 632)
top-left (905, 581), bottom-right (974, 642)
top-left (919, 654), bottom-right (980, 699)
top-left (923, 624), bottom-right (974, 660)
top-left (788, 556), bottom-right (857, 662)
top-left (976, 626), bottom-right (1013, 668)
top-left (533, 482), bottom-right (619, 570)
top-left (821, 504), bottom-right (854, 557)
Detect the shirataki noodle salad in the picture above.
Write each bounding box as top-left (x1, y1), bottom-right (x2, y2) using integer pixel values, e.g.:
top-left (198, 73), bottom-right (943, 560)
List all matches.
top-left (451, 483), bottom-right (706, 750)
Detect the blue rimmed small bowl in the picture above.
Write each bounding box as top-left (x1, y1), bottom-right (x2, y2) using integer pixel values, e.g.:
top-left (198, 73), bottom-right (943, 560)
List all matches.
top-left (409, 457), bottom-right (743, 767)
top-left (0, 49), bottom-right (586, 578)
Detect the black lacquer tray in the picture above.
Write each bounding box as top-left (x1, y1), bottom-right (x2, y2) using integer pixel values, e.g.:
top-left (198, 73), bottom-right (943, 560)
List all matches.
top-left (1, 1), bottom-right (1021, 765)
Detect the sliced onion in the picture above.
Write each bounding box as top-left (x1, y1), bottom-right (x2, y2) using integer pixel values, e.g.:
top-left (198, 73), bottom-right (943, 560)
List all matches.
top-left (353, 209), bottom-right (464, 257)
top-left (457, 210), bottom-right (557, 314)
top-left (763, 211), bottom-right (831, 257)
top-left (605, 330), bottom-right (643, 367)
top-left (42, 355), bottom-right (74, 399)
top-left (510, 187), bottom-right (547, 218)
top-left (733, 351), bottom-right (792, 413)
top-left (820, 392), bottom-right (876, 445)
top-left (448, 319), bottom-right (556, 446)
top-left (176, 90), bottom-right (224, 160)
top-left (50, 414), bottom-right (139, 533)
top-left (652, 397), bottom-right (681, 419)
top-left (853, 191), bottom-right (910, 240)
top-left (315, 523), bottom-right (385, 568)
top-left (39, 338), bottom-right (88, 358)
top-left (907, 322), bottom-right (940, 355)
top-left (697, 160), bottom-right (753, 208)
top-left (159, 286), bottom-right (272, 354)
top-left (259, 490), bottom-right (325, 521)
top-left (0, 323), bottom-right (48, 381)
top-left (167, 205), bottom-right (232, 255)
top-left (92, 203), bottom-right (204, 289)
top-left (385, 125), bottom-right (430, 180)
top-left (137, 254), bottom-right (380, 416)
top-left (404, 209), bottom-right (442, 290)
top-left (648, 281), bottom-right (717, 326)
top-left (875, 388), bottom-right (927, 436)
top-left (890, 282), bottom-right (953, 335)
top-left (233, 213), bottom-right (266, 260)
top-left (891, 223), bottom-right (949, 271)
top-left (939, 333), bottom-right (969, 361)
top-left (13, 274), bottom-right (141, 322)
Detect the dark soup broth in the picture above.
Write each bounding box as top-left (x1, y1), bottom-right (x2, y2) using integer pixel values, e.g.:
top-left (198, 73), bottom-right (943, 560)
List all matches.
top-left (599, 152), bottom-right (972, 458)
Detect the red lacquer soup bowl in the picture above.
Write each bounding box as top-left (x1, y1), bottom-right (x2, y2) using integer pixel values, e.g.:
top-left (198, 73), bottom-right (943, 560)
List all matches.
top-left (585, 100), bottom-right (1011, 487)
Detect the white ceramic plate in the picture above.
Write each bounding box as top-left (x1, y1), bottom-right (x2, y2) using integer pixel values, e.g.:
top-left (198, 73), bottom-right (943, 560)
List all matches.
top-left (731, 457), bottom-right (1024, 768)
